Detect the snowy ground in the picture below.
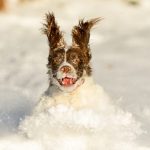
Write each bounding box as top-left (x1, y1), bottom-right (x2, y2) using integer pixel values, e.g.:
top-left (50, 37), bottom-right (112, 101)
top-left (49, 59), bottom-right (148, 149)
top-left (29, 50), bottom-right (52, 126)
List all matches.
top-left (0, 0), bottom-right (150, 149)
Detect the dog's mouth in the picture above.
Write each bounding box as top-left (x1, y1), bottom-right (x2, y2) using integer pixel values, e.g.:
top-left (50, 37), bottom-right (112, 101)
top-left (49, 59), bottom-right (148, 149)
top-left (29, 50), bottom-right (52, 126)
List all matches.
top-left (58, 77), bottom-right (77, 87)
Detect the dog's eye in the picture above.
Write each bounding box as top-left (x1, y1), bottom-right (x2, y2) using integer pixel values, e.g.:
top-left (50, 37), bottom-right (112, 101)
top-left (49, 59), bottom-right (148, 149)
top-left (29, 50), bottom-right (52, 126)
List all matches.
top-left (70, 54), bottom-right (79, 65)
top-left (53, 57), bottom-right (63, 64)
top-left (53, 54), bottom-right (64, 64)
top-left (72, 58), bottom-right (79, 64)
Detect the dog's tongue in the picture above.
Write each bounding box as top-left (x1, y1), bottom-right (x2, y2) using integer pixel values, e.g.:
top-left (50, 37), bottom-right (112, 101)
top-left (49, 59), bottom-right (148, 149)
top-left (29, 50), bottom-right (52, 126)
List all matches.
top-left (62, 77), bottom-right (73, 86)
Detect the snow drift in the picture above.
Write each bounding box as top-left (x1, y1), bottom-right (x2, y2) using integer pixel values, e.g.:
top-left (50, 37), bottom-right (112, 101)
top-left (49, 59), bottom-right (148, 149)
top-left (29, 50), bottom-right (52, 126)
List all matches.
top-left (0, 78), bottom-right (147, 150)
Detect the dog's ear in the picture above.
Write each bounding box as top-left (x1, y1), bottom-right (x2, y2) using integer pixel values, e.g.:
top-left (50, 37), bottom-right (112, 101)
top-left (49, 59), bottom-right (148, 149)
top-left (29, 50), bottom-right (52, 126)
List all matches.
top-left (72, 18), bottom-right (101, 75)
top-left (72, 18), bottom-right (101, 49)
top-left (42, 12), bottom-right (66, 51)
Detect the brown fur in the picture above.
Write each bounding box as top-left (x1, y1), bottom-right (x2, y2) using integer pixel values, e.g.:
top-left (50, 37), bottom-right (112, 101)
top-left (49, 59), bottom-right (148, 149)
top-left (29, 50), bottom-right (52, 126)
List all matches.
top-left (72, 18), bottom-right (101, 49)
top-left (50, 48), bottom-right (65, 77)
top-left (42, 12), bottom-right (66, 51)
top-left (71, 18), bottom-right (101, 75)
top-left (67, 47), bottom-right (85, 78)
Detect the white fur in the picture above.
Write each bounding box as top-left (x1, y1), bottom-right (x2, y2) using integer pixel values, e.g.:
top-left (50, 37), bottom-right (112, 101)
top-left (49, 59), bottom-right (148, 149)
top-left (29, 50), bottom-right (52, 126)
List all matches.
top-left (19, 77), bottom-right (149, 150)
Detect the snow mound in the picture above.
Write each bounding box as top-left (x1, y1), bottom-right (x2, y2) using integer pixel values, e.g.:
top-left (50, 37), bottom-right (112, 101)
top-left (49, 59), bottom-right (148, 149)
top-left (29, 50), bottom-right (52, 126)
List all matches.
top-left (18, 82), bottom-right (149, 150)
top-left (0, 135), bottom-right (42, 150)
top-left (0, 79), bottom-right (149, 150)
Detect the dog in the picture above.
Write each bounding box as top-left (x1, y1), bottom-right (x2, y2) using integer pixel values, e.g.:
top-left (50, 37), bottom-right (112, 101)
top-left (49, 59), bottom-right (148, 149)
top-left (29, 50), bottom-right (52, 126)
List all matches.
top-left (32, 12), bottom-right (111, 113)
top-left (43, 13), bottom-right (100, 92)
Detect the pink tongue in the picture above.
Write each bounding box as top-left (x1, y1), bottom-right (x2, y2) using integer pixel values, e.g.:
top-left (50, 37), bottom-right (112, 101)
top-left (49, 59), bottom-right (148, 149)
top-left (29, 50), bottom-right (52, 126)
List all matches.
top-left (62, 78), bottom-right (73, 86)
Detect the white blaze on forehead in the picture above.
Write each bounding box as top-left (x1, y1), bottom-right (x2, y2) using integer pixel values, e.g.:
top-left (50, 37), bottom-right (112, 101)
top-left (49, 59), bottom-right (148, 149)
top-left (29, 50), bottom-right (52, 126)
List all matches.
top-left (64, 47), bottom-right (69, 62)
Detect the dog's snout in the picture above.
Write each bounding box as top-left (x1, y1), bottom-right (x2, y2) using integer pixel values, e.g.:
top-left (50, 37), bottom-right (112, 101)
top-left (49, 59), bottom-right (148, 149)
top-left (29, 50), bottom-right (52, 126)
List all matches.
top-left (60, 66), bottom-right (71, 73)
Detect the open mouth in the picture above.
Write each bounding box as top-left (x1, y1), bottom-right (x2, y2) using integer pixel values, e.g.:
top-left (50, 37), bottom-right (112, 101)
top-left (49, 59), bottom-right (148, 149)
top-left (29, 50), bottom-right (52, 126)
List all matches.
top-left (58, 77), bottom-right (77, 86)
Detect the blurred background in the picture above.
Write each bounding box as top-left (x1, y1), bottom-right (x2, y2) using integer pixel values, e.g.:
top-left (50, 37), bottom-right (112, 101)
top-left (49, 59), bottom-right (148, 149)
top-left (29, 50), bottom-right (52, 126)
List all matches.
top-left (0, 0), bottom-right (150, 146)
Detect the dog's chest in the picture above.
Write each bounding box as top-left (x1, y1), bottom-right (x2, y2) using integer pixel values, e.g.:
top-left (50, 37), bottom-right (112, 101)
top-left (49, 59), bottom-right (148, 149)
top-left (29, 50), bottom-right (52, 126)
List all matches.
top-left (52, 92), bottom-right (88, 109)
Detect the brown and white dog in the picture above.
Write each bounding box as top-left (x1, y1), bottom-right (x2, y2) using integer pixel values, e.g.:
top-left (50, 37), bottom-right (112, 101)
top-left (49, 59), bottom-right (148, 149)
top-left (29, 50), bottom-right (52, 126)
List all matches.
top-left (43, 13), bottom-right (100, 93)
top-left (32, 13), bottom-right (110, 112)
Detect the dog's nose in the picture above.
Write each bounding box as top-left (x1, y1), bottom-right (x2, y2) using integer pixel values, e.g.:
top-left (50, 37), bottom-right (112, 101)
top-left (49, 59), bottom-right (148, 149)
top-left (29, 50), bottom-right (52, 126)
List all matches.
top-left (60, 66), bottom-right (71, 73)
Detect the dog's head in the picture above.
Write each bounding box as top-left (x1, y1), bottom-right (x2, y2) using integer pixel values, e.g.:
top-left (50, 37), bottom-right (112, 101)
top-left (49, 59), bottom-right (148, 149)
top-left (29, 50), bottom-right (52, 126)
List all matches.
top-left (42, 13), bottom-right (101, 92)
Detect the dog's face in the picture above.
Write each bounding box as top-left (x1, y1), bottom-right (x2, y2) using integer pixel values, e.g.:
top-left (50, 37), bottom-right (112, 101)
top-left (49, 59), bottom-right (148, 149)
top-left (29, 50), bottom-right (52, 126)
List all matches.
top-left (48, 47), bottom-right (87, 92)
top-left (43, 13), bottom-right (100, 92)
top-left (51, 47), bottom-right (84, 84)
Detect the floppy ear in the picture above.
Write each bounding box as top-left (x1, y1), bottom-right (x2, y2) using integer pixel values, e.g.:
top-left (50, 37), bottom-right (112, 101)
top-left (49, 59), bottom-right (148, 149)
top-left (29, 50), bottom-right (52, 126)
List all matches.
top-left (72, 18), bottom-right (101, 76)
top-left (72, 18), bottom-right (101, 49)
top-left (42, 12), bottom-right (66, 51)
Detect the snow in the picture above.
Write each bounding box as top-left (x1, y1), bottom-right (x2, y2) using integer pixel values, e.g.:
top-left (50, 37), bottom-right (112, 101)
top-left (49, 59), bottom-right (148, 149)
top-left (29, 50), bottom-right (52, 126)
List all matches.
top-left (0, 0), bottom-right (150, 149)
